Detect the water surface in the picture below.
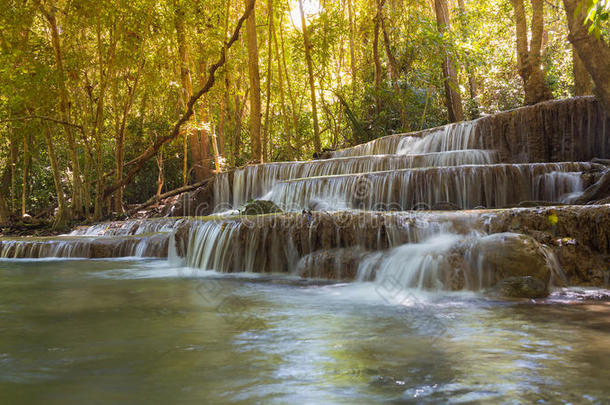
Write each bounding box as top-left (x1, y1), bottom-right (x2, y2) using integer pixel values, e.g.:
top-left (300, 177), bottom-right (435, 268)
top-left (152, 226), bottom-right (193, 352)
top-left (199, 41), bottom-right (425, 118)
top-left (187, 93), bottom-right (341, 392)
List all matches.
top-left (0, 259), bottom-right (608, 404)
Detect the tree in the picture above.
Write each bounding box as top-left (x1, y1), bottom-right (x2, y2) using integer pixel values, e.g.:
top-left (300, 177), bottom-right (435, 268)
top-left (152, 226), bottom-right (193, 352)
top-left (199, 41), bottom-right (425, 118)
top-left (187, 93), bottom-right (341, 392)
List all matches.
top-left (299, 0), bottom-right (322, 153)
top-left (434, 0), bottom-right (464, 122)
top-left (245, 0), bottom-right (263, 163)
top-left (510, 0), bottom-right (553, 104)
top-left (563, 0), bottom-right (610, 110)
top-left (37, 0), bottom-right (85, 217)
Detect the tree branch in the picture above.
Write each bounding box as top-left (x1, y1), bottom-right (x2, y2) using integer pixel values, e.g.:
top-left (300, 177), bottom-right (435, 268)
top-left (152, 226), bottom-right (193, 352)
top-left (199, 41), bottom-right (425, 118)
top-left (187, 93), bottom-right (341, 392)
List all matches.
top-left (125, 178), bottom-right (212, 215)
top-left (0, 115), bottom-right (85, 132)
top-left (103, 0), bottom-right (256, 199)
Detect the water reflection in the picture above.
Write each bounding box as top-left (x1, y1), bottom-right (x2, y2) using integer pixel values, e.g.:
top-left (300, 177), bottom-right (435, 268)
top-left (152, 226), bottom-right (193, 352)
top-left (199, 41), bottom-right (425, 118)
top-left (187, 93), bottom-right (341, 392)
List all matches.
top-left (0, 259), bottom-right (608, 404)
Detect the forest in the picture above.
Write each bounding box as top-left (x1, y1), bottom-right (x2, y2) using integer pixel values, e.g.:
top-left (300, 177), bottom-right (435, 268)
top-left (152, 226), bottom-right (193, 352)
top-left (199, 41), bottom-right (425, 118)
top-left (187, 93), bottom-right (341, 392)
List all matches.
top-left (0, 0), bottom-right (609, 228)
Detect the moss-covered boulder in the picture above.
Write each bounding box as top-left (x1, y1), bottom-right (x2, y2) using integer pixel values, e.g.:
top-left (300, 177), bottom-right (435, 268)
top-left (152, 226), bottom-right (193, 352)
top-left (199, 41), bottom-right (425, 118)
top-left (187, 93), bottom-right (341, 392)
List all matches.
top-left (469, 233), bottom-right (554, 283)
top-left (492, 276), bottom-right (549, 299)
top-left (241, 200), bottom-right (283, 216)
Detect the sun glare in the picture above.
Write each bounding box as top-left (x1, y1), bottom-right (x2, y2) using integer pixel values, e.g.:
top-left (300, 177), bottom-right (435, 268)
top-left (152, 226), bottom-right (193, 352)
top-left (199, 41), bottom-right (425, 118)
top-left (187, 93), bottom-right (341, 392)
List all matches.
top-left (289, 0), bottom-right (322, 30)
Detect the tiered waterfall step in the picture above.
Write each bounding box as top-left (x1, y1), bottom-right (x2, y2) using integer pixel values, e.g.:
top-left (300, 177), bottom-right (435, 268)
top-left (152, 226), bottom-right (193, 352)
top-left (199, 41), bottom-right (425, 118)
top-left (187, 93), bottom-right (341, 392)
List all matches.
top-left (216, 150), bottom-right (499, 208)
top-left (3, 206), bottom-right (608, 287)
top-left (331, 97), bottom-right (610, 162)
top-left (265, 162), bottom-right (598, 211)
top-left (0, 233), bottom-right (169, 259)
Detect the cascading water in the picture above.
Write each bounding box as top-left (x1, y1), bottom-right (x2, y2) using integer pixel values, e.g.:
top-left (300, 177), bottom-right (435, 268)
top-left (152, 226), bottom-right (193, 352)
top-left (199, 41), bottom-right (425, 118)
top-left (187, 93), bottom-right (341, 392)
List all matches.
top-left (536, 171), bottom-right (585, 203)
top-left (215, 149), bottom-right (499, 210)
top-left (4, 98), bottom-right (609, 293)
top-left (264, 162), bottom-right (594, 212)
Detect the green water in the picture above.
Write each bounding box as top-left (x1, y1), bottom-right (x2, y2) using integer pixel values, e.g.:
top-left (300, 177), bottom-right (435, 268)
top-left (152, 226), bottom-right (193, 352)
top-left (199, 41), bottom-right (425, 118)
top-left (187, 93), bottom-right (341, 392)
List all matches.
top-left (0, 259), bottom-right (608, 404)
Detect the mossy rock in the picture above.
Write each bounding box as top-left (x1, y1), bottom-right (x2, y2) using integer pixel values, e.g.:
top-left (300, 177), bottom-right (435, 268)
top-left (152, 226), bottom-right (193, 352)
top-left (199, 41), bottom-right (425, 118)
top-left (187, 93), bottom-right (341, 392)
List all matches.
top-left (241, 200), bottom-right (283, 216)
top-left (493, 276), bottom-right (549, 299)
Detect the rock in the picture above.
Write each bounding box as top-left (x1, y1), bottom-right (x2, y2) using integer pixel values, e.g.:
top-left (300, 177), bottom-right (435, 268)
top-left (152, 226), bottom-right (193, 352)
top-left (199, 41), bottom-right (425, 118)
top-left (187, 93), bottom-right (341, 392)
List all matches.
top-left (295, 247), bottom-right (368, 280)
top-left (241, 200), bottom-right (282, 216)
top-left (574, 170), bottom-right (610, 204)
top-left (551, 238), bottom-right (608, 286)
top-left (475, 233), bottom-right (554, 282)
top-left (492, 276), bottom-right (549, 299)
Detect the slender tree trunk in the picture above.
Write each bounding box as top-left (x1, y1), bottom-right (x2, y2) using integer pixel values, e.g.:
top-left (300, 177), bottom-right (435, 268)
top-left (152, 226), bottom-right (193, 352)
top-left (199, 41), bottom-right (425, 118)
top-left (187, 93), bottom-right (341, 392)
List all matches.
top-left (563, 0), bottom-right (610, 110)
top-left (457, 0), bottom-right (479, 118)
top-left (0, 165), bottom-right (10, 225)
top-left (299, 0), bottom-right (322, 153)
top-left (113, 66), bottom-right (141, 213)
top-left (262, 0), bottom-right (274, 162)
top-left (8, 124), bottom-right (17, 214)
top-left (43, 124), bottom-right (69, 228)
top-left (156, 147), bottom-right (165, 197)
top-left (217, 0), bottom-right (232, 164)
top-left (347, 0), bottom-right (357, 99)
top-left (280, 19), bottom-right (301, 153)
top-left (511, 0), bottom-right (553, 105)
top-left (245, 0), bottom-right (263, 163)
top-left (21, 133), bottom-right (30, 217)
top-left (40, 2), bottom-right (84, 217)
top-left (93, 16), bottom-right (117, 220)
top-left (272, 15), bottom-right (294, 158)
top-left (434, 0), bottom-right (464, 122)
top-left (373, 0), bottom-right (383, 116)
top-left (175, 3), bottom-right (210, 182)
top-left (378, 0), bottom-right (408, 130)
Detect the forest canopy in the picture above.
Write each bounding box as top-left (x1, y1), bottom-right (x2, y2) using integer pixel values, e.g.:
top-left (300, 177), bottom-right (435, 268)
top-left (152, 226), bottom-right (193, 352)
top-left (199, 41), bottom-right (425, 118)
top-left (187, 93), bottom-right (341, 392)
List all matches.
top-left (0, 0), bottom-right (609, 227)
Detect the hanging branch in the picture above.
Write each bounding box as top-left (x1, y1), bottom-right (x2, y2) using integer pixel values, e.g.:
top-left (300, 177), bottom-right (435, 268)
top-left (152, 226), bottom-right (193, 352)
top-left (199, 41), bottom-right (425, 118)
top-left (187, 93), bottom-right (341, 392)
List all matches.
top-left (0, 115), bottom-right (85, 132)
top-left (126, 178), bottom-right (212, 215)
top-left (103, 0), bottom-right (256, 199)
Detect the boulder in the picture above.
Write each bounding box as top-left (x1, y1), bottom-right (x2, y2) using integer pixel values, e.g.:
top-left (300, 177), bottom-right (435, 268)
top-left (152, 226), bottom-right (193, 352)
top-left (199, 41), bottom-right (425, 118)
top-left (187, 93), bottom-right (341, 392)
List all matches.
top-left (295, 247), bottom-right (369, 280)
top-left (468, 232), bottom-right (554, 284)
top-left (241, 200), bottom-right (283, 216)
top-left (492, 276), bottom-right (549, 299)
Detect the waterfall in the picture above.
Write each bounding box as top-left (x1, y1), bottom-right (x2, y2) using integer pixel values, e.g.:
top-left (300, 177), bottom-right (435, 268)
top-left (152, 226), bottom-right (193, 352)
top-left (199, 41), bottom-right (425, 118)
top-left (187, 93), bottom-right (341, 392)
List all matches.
top-left (536, 171), bottom-right (585, 203)
top-left (214, 149), bottom-right (498, 210)
top-left (69, 218), bottom-right (182, 236)
top-left (3, 98), bottom-right (608, 292)
top-left (0, 235), bottom-right (169, 259)
top-left (333, 121), bottom-right (481, 158)
top-left (265, 162), bottom-right (594, 212)
top-left (359, 232), bottom-right (562, 292)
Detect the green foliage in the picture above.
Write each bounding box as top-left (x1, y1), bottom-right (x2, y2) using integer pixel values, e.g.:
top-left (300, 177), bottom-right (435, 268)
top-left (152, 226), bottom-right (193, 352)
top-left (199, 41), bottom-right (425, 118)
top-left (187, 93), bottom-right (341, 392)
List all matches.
top-left (0, 0), bottom-right (596, 219)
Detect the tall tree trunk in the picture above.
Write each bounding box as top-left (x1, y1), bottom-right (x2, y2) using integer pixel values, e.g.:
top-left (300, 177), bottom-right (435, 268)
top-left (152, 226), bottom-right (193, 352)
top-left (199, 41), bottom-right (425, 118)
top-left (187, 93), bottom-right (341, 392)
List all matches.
top-left (0, 165), bottom-right (10, 225)
top-left (434, 0), bottom-right (464, 122)
top-left (280, 18), bottom-right (301, 153)
top-left (347, 0), bottom-right (357, 100)
top-left (156, 146), bottom-right (165, 197)
top-left (511, 0), bottom-right (553, 105)
top-left (299, 0), bottom-right (322, 153)
top-left (217, 0), bottom-right (232, 166)
top-left (40, 2), bottom-right (83, 217)
top-left (21, 133), bottom-right (30, 217)
top-left (8, 124), bottom-right (17, 214)
top-left (113, 66), bottom-right (142, 213)
top-left (379, 0), bottom-right (409, 130)
top-left (43, 124), bottom-right (69, 228)
top-left (93, 15), bottom-right (117, 220)
top-left (272, 14), bottom-right (294, 158)
top-left (175, 2), bottom-right (209, 182)
top-left (457, 0), bottom-right (480, 118)
top-left (262, 0), bottom-right (274, 162)
top-left (245, 0), bottom-right (263, 163)
top-left (373, 0), bottom-right (384, 116)
top-left (563, 0), bottom-right (610, 110)
top-left (573, 47), bottom-right (592, 96)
